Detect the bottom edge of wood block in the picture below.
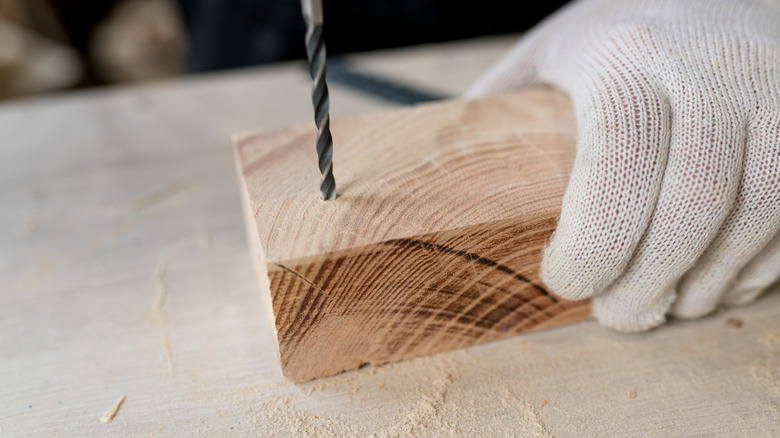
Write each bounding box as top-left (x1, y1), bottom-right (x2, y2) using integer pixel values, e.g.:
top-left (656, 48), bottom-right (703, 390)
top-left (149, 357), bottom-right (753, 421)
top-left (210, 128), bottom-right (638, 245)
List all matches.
top-left (265, 214), bottom-right (591, 383)
top-left (281, 301), bottom-right (592, 383)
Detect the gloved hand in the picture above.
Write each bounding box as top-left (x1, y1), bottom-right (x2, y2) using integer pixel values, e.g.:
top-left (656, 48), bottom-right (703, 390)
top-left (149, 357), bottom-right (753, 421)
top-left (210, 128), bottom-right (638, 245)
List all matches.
top-left (466, 0), bottom-right (780, 332)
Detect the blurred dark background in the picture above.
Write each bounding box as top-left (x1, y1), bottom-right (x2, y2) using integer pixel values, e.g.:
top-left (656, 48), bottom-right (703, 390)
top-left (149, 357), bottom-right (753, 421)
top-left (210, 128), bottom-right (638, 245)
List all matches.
top-left (0, 0), bottom-right (565, 100)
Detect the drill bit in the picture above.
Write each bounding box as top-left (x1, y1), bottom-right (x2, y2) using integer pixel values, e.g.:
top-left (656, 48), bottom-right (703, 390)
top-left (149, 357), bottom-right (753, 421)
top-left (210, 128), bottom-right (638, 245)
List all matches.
top-left (301, 0), bottom-right (336, 200)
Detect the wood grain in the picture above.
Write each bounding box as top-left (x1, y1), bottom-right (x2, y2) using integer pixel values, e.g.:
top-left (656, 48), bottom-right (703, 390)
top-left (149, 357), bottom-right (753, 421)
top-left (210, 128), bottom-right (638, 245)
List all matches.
top-left (235, 89), bottom-right (590, 382)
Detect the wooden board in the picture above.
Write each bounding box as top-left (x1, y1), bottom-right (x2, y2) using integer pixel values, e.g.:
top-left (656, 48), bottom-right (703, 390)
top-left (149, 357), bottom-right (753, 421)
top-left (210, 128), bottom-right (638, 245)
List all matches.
top-left (235, 89), bottom-right (591, 382)
top-left (4, 37), bottom-right (779, 437)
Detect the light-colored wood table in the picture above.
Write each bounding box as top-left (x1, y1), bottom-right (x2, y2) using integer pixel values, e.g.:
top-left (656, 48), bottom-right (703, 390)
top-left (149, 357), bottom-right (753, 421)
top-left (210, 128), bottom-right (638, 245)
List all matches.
top-left (2, 36), bottom-right (778, 437)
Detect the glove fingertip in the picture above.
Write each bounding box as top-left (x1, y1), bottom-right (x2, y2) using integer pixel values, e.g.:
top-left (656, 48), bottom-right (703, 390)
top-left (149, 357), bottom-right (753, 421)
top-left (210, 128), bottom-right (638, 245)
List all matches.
top-left (540, 236), bottom-right (600, 301)
top-left (593, 291), bottom-right (675, 333)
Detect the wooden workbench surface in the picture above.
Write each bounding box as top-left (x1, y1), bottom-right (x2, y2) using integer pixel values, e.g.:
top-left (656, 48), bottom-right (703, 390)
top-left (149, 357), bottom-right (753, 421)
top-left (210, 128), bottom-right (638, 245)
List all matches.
top-left (1, 36), bottom-right (778, 437)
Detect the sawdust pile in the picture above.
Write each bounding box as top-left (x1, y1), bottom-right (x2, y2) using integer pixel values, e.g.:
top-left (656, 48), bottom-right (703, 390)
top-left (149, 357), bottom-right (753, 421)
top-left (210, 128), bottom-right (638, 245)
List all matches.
top-left (750, 330), bottom-right (780, 399)
top-left (245, 351), bottom-right (552, 437)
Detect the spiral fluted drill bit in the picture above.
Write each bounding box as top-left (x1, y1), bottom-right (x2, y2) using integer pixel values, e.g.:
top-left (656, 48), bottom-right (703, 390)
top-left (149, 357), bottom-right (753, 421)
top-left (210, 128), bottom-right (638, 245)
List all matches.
top-left (301, 0), bottom-right (336, 200)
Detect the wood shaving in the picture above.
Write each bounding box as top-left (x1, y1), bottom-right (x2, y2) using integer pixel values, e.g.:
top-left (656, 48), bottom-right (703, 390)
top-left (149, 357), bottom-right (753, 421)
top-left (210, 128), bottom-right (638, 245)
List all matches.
top-left (100, 396), bottom-right (126, 424)
top-left (726, 318), bottom-right (743, 329)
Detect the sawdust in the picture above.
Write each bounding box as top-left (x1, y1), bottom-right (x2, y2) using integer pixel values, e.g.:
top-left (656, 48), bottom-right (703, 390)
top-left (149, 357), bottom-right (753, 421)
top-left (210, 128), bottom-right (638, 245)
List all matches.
top-left (726, 318), bottom-right (743, 328)
top-left (247, 355), bottom-right (460, 437)
top-left (371, 363), bottom-right (457, 438)
top-left (253, 396), bottom-right (367, 437)
top-left (242, 351), bottom-right (552, 437)
top-left (758, 330), bottom-right (780, 349)
top-left (750, 330), bottom-right (780, 398)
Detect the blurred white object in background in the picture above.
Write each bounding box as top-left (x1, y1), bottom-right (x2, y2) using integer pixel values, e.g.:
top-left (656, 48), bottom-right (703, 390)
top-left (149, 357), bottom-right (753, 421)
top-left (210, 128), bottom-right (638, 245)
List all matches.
top-left (0, 19), bottom-right (82, 99)
top-left (90, 0), bottom-right (187, 83)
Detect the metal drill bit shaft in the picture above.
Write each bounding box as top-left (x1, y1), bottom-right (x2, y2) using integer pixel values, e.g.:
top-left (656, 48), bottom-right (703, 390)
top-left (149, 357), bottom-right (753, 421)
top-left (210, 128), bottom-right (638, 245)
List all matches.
top-left (301, 0), bottom-right (336, 200)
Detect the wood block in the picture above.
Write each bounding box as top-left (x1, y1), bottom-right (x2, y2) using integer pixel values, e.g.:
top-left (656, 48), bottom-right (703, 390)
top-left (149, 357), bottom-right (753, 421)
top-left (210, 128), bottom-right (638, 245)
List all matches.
top-left (234, 89), bottom-right (590, 382)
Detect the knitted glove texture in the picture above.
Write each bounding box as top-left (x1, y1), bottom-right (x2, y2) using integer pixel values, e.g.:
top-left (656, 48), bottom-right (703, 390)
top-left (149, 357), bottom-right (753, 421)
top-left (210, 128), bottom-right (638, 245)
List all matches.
top-left (466, 0), bottom-right (780, 332)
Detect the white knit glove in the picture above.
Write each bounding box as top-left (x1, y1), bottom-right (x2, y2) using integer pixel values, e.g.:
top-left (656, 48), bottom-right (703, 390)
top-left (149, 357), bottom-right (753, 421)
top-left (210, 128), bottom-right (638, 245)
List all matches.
top-left (466, 0), bottom-right (780, 332)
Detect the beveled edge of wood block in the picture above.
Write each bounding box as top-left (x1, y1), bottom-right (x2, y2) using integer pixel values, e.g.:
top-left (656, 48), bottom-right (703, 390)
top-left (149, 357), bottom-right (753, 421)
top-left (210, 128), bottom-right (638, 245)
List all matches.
top-left (234, 140), bottom-right (281, 362)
